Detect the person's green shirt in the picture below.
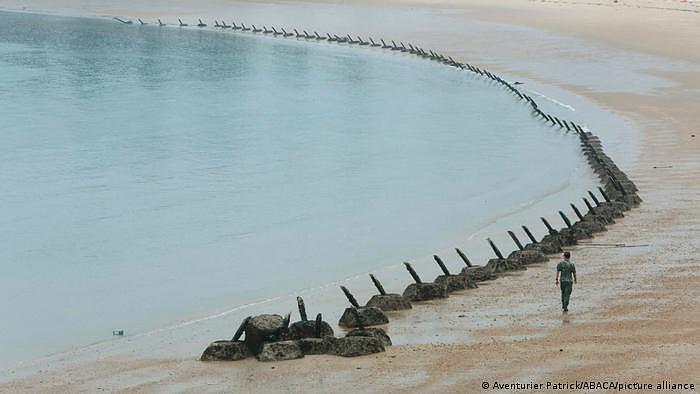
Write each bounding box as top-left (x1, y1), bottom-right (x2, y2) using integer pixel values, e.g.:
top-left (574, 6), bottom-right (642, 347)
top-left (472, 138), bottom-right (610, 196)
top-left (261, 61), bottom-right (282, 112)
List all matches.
top-left (557, 260), bottom-right (576, 283)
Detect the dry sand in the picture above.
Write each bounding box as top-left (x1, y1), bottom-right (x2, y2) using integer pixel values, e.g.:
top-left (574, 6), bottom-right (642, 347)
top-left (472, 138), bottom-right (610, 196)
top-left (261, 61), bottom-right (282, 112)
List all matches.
top-left (0, 0), bottom-right (698, 392)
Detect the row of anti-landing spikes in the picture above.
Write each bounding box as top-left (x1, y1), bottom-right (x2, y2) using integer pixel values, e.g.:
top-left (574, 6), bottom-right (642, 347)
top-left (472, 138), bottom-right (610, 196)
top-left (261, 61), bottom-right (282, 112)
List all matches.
top-left (118, 18), bottom-right (589, 136)
top-left (118, 17), bottom-right (639, 315)
top-left (129, 18), bottom-right (632, 185)
top-left (130, 19), bottom-right (585, 128)
top-left (340, 186), bottom-right (619, 305)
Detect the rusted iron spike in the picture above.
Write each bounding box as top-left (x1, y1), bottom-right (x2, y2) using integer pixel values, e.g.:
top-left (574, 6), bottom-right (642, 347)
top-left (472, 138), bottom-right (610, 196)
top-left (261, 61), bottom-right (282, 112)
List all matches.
top-left (570, 203), bottom-right (585, 221)
top-left (232, 316), bottom-right (251, 341)
top-left (541, 217), bottom-right (555, 233)
top-left (508, 230), bottom-right (524, 251)
top-left (350, 307), bottom-right (365, 329)
top-left (598, 186), bottom-right (612, 202)
top-left (340, 286), bottom-right (360, 308)
top-left (583, 197), bottom-right (595, 212)
top-left (315, 313), bottom-right (323, 338)
top-left (369, 274), bottom-right (387, 295)
top-left (455, 248), bottom-right (472, 267)
top-left (403, 262), bottom-right (422, 284)
top-left (588, 190), bottom-right (602, 206)
top-left (487, 238), bottom-right (504, 260)
top-left (559, 211), bottom-right (573, 229)
top-left (433, 255), bottom-right (451, 276)
top-left (522, 225), bottom-right (538, 244)
top-left (296, 296), bottom-right (308, 321)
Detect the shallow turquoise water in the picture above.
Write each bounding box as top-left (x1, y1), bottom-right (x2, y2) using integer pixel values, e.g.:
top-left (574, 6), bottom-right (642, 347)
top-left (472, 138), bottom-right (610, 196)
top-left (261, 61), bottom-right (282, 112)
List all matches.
top-left (0, 11), bottom-right (596, 366)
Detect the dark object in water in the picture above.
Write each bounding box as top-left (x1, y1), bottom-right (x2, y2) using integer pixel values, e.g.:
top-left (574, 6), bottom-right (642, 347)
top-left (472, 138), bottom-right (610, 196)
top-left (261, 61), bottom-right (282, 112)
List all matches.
top-left (178, 18), bottom-right (187, 27)
top-left (197, 19), bottom-right (207, 27)
top-left (113, 17), bottom-right (133, 24)
top-left (158, 19), bottom-right (165, 26)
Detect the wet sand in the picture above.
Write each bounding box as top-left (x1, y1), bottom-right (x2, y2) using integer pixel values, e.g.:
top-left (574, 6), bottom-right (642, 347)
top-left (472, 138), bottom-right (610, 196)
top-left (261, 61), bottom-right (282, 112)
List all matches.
top-left (1, 0), bottom-right (699, 392)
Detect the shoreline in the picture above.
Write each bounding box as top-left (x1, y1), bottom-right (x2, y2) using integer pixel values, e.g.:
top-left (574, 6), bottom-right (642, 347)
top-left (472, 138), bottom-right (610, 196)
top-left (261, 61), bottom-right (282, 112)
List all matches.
top-left (0, 0), bottom-right (698, 391)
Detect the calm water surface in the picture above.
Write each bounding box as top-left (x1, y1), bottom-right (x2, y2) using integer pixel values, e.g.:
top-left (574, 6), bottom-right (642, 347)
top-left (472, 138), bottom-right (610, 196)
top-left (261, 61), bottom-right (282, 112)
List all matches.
top-left (0, 11), bottom-right (597, 367)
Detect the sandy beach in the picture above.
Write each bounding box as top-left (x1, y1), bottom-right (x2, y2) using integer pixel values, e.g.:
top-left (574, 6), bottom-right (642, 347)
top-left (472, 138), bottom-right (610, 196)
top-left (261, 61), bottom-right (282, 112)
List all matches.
top-left (0, 0), bottom-right (698, 392)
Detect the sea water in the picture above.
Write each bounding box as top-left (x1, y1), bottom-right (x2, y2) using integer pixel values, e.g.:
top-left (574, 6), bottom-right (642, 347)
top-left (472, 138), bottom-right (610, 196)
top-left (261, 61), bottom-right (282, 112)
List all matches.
top-left (0, 11), bottom-right (597, 368)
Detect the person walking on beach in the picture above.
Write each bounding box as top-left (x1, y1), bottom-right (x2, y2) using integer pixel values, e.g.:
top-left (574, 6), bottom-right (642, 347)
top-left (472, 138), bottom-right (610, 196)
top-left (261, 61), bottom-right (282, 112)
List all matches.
top-left (556, 251), bottom-right (577, 312)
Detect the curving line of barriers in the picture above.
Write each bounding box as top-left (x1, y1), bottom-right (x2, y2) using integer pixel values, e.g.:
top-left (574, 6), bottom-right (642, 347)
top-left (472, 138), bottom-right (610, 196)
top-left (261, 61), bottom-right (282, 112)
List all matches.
top-left (113, 17), bottom-right (642, 362)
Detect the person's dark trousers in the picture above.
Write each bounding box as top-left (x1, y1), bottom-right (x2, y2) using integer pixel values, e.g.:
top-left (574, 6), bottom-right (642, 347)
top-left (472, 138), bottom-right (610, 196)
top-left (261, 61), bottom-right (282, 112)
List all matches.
top-left (560, 281), bottom-right (573, 310)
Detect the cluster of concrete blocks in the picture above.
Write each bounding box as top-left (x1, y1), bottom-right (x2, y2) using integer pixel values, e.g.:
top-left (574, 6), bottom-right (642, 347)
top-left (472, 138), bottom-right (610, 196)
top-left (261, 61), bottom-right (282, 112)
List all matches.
top-left (200, 297), bottom-right (391, 362)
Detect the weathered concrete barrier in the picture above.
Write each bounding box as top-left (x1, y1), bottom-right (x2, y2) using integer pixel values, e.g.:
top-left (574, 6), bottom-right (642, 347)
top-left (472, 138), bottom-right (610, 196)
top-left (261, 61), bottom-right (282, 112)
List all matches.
top-left (244, 314), bottom-right (290, 354)
top-left (457, 247), bottom-right (495, 282)
top-left (338, 286), bottom-right (389, 328)
top-left (289, 297), bottom-right (334, 339)
top-left (328, 336), bottom-right (385, 357)
top-left (521, 225), bottom-right (560, 254)
top-left (541, 217), bottom-right (576, 246)
top-left (582, 197), bottom-right (615, 225)
top-left (570, 203), bottom-right (607, 233)
top-left (487, 238), bottom-right (521, 271)
top-left (432, 255), bottom-right (473, 292)
top-left (506, 230), bottom-right (547, 263)
top-left (257, 340), bottom-right (304, 362)
top-left (365, 274), bottom-right (412, 311)
top-left (558, 210), bottom-right (593, 241)
top-left (402, 262), bottom-right (448, 301)
top-left (346, 327), bottom-right (392, 347)
top-left (506, 230), bottom-right (548, 264)
top-left (200, 340), bottom-right (251, 361)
